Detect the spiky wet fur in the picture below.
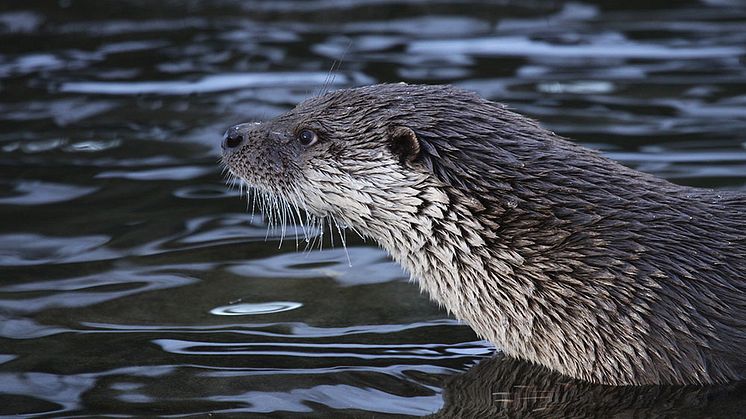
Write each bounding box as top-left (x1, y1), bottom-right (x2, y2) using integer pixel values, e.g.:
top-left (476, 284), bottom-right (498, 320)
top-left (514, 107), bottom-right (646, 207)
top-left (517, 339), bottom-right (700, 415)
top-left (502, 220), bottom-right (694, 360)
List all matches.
top-left (222, 83), bottom-right (745, 385)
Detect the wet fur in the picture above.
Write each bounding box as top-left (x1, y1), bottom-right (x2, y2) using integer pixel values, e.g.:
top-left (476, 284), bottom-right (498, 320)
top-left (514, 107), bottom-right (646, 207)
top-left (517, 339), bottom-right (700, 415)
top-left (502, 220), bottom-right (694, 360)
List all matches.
top-left (222, 83), bottom-right (746, 385)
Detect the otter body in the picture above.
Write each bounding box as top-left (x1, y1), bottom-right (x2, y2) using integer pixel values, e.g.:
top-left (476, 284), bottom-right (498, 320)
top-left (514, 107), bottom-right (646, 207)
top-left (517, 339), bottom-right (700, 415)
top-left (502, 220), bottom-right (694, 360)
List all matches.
top-left (222, 83), bottom-right (745, 385)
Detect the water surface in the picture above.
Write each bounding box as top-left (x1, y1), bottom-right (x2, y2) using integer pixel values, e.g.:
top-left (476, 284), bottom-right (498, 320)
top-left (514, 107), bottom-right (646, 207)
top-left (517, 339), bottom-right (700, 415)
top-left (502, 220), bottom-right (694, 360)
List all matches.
top-left (1, 0), bottom-right (745, 417)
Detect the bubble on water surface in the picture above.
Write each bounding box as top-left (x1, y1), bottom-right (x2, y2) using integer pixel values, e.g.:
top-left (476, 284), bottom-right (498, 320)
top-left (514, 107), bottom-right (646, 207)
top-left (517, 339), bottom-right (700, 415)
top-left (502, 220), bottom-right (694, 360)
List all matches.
top-left (210, 301), bottom-right (303, 316)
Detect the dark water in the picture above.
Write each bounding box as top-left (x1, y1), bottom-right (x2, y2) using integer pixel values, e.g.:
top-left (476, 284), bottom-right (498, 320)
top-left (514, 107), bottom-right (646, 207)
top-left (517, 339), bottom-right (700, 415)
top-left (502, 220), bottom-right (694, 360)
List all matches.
top-left (1, 0), bottom-right (745, 417)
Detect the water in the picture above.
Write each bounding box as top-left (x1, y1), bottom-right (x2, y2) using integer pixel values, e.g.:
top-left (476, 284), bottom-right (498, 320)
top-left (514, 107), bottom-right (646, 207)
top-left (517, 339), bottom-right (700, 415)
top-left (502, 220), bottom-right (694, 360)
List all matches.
top-left (1, 0), bottom-right (745, 416)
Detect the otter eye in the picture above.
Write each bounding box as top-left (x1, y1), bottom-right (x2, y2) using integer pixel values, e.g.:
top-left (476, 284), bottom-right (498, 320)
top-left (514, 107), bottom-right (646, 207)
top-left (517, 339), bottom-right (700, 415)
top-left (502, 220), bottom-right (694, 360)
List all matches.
top-left (298, 129), bottom-right (318, 146)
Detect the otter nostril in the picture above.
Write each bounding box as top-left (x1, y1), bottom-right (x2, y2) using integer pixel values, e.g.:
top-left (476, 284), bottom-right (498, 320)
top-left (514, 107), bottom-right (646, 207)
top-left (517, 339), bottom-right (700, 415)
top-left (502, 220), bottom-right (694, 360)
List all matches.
top-left (223, 133), bottom-right (243, 149)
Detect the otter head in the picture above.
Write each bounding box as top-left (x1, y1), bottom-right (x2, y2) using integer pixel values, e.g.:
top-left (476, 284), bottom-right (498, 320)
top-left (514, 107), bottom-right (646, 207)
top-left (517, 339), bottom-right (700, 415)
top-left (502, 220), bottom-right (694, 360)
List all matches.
top-left (220, 83), bottom-right (475, 237)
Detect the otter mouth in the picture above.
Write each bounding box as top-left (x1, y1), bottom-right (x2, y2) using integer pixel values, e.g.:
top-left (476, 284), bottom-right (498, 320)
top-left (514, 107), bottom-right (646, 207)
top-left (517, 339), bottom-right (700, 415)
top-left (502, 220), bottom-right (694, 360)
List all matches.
top-left (220, 158), bottom-right (354, 257)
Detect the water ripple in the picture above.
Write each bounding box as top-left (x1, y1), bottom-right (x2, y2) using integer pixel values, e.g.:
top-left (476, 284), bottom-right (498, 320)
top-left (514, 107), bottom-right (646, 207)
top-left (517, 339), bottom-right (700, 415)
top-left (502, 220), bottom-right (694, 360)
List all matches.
top-left (0, 233), bottom-right (114, 266)
top-left (0, 181), bottom-right (97, 205)
top-left (60, 72), bottom-right (362, 95)
top-left (228, 247), bottom-right (406, 285)
top-left (408, 36), bottom-right (743, 59)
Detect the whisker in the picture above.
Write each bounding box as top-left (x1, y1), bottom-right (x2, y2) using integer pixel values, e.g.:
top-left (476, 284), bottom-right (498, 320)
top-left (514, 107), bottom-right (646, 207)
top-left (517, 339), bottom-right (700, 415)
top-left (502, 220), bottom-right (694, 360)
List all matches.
top-left (249, 188), bottom-right (257, 224)
top-left (318, 39), bottom-right (352, 96)
top-left (327, 216), bottom-right (335, 248)
top-left (327, 39), bottom-right (352, 94)
top-left (289, 200), bottom-right (300, 251)
top-left (330, 213), bottom-right (352, 267)
top-left (278, 195), bottom-right (290, 249)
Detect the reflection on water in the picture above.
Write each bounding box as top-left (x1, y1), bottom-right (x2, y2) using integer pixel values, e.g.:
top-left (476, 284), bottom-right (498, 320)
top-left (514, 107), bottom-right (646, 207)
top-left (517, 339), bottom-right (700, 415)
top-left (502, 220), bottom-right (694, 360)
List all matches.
top-left (433, 354), bottom-right (746, 418)
top-left (1, 0), bottom-right (745, 416)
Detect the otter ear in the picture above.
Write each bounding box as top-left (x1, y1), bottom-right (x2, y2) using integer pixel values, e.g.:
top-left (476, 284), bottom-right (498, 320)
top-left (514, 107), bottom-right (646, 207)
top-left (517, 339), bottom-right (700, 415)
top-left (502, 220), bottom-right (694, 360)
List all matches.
top-left (389, 126), bottom-right (420, 164)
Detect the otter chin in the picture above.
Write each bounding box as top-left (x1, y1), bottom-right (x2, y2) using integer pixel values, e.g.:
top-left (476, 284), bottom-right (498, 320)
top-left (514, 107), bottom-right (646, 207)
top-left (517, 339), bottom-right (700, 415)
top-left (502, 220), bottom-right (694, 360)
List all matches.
top-left (221, 83), bottom-right (745, 386)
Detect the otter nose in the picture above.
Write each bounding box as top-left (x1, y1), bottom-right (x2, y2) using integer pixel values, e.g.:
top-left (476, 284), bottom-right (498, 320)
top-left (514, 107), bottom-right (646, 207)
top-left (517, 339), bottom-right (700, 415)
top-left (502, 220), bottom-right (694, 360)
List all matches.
top-left (222, 131), bottom-right (244, 150)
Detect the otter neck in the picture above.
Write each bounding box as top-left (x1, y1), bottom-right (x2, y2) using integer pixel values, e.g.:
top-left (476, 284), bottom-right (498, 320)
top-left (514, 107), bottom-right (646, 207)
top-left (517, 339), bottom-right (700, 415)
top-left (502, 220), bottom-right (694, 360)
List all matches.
top-left (334, 176), bottom-right (530, 351)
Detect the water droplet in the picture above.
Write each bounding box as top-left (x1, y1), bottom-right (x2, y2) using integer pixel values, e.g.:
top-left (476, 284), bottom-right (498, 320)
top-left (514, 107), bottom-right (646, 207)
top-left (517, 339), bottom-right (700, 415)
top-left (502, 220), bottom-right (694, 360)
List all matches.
top-left (209, 301), bottom-right (302, 316)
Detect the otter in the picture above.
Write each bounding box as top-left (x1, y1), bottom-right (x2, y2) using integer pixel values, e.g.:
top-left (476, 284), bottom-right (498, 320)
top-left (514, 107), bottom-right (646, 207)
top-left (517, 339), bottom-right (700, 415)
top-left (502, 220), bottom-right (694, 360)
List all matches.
top-left (220, 83), bottom-right (745, 386)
